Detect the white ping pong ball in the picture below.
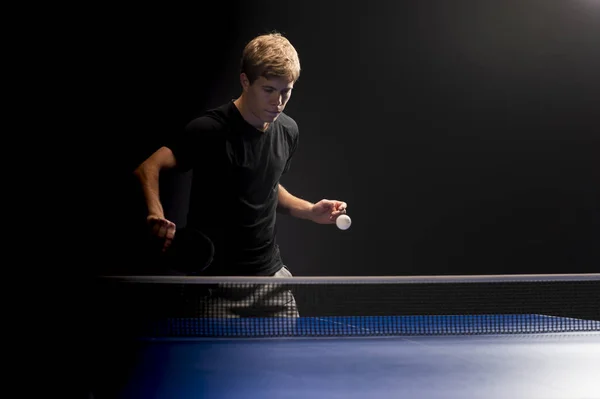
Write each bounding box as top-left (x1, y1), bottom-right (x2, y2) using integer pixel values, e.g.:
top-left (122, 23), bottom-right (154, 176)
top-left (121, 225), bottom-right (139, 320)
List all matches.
top-left (336, 214), bottom-right (352, 230)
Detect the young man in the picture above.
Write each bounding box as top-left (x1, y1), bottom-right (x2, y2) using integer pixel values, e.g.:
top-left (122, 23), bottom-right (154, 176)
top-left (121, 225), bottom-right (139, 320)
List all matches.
top-left (133, 33), bottom-right (347, 315)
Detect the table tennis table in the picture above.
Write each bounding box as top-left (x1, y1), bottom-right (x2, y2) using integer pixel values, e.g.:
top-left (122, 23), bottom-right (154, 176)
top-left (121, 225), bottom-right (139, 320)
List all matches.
top-left (89, 274), bottom-right (600, 399)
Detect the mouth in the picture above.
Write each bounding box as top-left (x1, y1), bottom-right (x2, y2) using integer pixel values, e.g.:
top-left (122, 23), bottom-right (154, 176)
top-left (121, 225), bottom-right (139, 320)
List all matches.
top-left (266, 110), bottom-right (281, 115)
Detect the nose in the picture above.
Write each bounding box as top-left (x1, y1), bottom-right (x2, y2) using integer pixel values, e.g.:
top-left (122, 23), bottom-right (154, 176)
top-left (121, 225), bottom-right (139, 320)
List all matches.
top-left (271, 93), bottom-right (283, 106)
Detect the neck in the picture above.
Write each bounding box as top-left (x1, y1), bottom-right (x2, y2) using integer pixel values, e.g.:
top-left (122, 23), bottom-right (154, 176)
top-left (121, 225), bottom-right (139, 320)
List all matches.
top-left (233, 96), bottom-right (269, 132)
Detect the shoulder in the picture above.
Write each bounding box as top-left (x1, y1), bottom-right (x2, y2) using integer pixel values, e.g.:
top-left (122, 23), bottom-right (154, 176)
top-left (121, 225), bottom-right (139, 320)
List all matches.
top-left (273, 112), bottom-right (299, 146)
top-left (271, 112), bottom-right (299, 156)
top-left (184, 102), bottom-right (233, 135)
top-left (274, 112), bottom-right (299, 135)
top-left (164, 103), bottom-right (232, 167)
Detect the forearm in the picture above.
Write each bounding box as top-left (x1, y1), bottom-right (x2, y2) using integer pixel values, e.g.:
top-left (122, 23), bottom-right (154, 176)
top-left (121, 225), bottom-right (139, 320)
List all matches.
top-left (133, 164), bottom-right (165, 218)
top-left (277, 184), bottom-right (313, 220)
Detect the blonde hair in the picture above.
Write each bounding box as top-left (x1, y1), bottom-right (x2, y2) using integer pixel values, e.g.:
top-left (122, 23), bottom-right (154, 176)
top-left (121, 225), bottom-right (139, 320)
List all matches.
top-left (241, 32), bottom-right (301, 84)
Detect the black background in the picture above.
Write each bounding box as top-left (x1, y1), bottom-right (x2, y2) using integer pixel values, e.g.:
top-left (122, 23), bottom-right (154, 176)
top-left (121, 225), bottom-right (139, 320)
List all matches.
top-left (87, 0), bottom-right (599, 277)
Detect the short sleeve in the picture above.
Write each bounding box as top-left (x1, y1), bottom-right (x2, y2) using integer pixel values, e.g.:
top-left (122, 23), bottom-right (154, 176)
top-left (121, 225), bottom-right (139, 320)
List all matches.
top-left (165, 116), bottom-right (221, 172)
top-left (282, 128), bottom-right (299, 175)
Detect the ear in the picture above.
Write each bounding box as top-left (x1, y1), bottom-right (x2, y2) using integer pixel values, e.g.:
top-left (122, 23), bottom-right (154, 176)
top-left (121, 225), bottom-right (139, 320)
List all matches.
top-left (240, 73), bottom-right (250, 91)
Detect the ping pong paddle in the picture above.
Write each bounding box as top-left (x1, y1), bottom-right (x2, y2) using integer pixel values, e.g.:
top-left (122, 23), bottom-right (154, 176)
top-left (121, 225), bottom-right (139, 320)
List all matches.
top-left (162, 227), bottom-right (215, 275)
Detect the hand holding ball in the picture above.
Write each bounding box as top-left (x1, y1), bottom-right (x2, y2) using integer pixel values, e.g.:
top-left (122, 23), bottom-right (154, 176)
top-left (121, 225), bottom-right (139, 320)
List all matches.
top-left (335, 214), bottom-right (352, 230)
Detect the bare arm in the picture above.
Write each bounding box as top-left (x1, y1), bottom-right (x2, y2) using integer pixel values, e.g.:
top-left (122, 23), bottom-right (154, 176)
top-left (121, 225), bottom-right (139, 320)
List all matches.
top-left (278, 184), bottom-right (348, 225)
top-left (133, 146), bottom-right (177, 218)
top-left (277, 184), bottom-right (314, 220)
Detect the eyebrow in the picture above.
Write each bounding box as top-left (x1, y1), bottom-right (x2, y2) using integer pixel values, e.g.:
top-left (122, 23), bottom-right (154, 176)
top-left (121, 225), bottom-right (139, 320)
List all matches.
top-left (263, 85), bottom-right (292, 91)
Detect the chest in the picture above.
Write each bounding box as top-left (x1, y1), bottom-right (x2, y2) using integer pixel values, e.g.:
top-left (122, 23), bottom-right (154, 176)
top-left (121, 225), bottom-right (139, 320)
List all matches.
top-left (224, 131), bottom-right (290, 189)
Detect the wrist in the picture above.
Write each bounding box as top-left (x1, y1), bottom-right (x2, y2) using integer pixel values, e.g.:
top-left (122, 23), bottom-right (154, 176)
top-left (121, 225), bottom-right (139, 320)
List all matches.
top-left (147, 202), bottom-right (165, 219)
top-left (291, 202), bottom-right (314, 220)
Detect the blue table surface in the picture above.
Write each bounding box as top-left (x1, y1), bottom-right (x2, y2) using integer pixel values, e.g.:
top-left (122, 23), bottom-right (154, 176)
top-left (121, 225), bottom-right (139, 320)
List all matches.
top-left (92, 315), bottom-right (600, 399)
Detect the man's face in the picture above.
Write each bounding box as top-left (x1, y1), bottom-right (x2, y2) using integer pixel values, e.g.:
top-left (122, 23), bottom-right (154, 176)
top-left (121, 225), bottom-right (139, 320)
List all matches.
top-left (242, 74), bottom-right (294, 127)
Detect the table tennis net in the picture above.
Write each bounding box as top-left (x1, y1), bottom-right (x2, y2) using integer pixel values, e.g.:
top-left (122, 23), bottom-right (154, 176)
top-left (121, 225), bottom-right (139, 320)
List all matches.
top-left (93, 274), bottom-right (600, 338)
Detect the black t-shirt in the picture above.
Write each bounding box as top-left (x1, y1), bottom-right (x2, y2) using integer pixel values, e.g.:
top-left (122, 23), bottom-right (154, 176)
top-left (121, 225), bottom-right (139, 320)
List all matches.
top-left (166, 100), bottom-right (299, 276)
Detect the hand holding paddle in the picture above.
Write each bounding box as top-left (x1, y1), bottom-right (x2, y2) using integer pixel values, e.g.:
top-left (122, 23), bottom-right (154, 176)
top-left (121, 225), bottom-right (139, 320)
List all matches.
top-left (145, 215), bottom-right (215, 275)
top-left (146, 215), bottom-right (176, 253)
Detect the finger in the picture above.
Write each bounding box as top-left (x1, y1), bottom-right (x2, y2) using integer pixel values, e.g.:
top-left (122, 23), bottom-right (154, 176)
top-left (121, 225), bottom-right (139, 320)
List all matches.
top-left (336, 202), bottom-right (348, 212)
top-left (165, 223), bottom-right (176, 240)
top-left (331, 208), bottom-right (346, 216)
top-left (157, 222), bottom-right (168, 238)
top-left (161, 224), bottom-right (176, 252)
top-left (329, 206), bottom-right (348, 221)
top-left (158, 219), bottom-right (176, 239)
top-left (320, 199), bottom-right (335, 209)
top-left (162, 237), bottom-right (173, 252)
top-left (330, 211), bottom-right (344, 219)
top-left (332, 205), bottom-right (348, 216)
top-left (329, 212), bottom-right (342, 221)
